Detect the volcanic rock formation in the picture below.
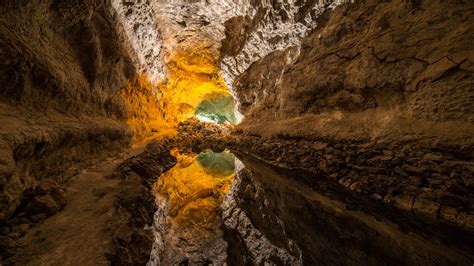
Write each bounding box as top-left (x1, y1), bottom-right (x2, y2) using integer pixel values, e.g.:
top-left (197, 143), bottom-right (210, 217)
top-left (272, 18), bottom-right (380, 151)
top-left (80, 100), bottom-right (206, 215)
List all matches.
top-left (0, 0), bottom-right (473, 265)
top-left (230, 0), bottom-right (474, 230)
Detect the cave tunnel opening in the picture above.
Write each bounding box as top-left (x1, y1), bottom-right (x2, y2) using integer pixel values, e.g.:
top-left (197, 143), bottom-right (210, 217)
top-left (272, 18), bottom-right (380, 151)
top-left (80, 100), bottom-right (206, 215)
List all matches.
top-left (159, 38), bottom-right (241, 126)
top-left (194, 92), bottom-right (238, 124)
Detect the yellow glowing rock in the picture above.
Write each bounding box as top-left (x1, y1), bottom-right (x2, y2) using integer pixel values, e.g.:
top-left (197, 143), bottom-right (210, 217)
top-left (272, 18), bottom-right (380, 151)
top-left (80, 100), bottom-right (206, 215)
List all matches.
top-left (119, 38), bottom-right (234, 139)
top-left (160, 39), bottom-right (232, 124)
top-left (120, 75), bottom-right (176, 141)
top-left (153, 150), bottom-right (234, 232)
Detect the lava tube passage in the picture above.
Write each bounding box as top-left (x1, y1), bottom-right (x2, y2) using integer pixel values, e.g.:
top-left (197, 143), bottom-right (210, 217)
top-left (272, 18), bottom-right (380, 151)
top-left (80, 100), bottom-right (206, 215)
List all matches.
top-left (194, 92), bottom-right (237, 123)
top-left (160, 39), bottom-right (238, 125)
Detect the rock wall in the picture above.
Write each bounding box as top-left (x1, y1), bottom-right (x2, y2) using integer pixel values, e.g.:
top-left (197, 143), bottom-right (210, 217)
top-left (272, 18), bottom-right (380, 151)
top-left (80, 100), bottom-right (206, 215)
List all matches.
top-left (220, 0), bottom-right (351, 92)
top-left (149, 0), bottom-right (352, 120)
top-left (111, 0), bottom-right (166, 83)
top-left (232, 0), bottom-right (473, 123)
top-left (0, 0), bottom-right (164, 222)
top-left (222, 155), bottom-right (473, 265)
top-left (228, 0), bottom-right (474, 231)
top-left (0, 0), bottom-right (133, 118)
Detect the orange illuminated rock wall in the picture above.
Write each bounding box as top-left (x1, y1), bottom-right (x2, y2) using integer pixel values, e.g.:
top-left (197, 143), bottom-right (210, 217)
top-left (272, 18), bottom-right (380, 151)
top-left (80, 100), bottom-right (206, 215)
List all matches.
top-left (119, 75), bottom-right (173, 141)
top-left (119, 38), bottom-right (233, 141)
top-left (160, 39), bottom-right (232, 123)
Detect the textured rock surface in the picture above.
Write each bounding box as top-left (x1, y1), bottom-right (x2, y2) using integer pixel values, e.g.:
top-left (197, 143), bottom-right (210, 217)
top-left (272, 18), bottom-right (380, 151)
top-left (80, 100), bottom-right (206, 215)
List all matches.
top-left (107, 141), bottom-right (177, 265)
top-left (221, 0), bottom-right (351, 91)
top-left (226, 132), bottom-right (474, 230)
top-left (228, 0), bottom-right (474, 231)
top-left (0, 0), bottom-right (162, 223)
top-left (151, 0), bottom-right (350, 113)
top-left (151, 1), bottom-right (240, 123)
top-left (111, 0), bottom-right (165, 83)
top-left (1, 0), bottom-right (473, 263)
top-left (0, 1), bottom-right (133, 117)
top-left (222, 154), bottom-right (474, 265)
top-left (233, 0), bottom-right (474, 123)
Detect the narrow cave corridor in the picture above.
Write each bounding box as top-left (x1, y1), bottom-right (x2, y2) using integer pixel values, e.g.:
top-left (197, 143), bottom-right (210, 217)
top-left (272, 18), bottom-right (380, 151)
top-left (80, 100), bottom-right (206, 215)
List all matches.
top-left (1, 0), bottom-right (473, 265)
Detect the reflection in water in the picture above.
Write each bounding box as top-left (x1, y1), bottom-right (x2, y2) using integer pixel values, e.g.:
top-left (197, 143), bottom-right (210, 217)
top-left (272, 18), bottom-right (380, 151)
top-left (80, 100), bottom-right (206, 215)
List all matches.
top-left (149, 150), bottom-right (474, 265)
top-left (148, 150), bottom-right (235, 265)
top-left (196, 151), bottom-right (235, 176)
top-left (222, 154), bottom-right (474, 265)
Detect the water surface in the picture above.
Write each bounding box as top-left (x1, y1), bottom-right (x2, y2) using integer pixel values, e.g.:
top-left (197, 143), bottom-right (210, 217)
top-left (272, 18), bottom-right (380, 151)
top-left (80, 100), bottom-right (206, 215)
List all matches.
top-left (148, 149), bottom-right (474, 265)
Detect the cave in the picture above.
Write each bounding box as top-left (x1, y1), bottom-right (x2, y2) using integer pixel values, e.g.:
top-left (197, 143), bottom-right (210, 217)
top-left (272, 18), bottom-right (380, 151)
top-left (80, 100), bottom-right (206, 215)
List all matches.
top-left (0, 0), bottom-right (473, 265)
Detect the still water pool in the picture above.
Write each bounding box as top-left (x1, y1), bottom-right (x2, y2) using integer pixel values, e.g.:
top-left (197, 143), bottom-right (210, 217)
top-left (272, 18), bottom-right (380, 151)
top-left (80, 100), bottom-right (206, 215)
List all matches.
top-left (148, 149), bottom-right (473, 265)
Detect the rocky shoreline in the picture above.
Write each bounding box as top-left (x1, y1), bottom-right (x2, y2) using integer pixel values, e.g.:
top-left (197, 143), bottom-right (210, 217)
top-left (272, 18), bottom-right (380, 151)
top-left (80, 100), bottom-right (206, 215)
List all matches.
top-left (161, 120), bottom-right (474, 232)
top-left (1, 119), bottom-right (472, 264)
top-left (105, 141), bottom-right (177, 265)
top-left (226, 131), bottom-right (474, 231)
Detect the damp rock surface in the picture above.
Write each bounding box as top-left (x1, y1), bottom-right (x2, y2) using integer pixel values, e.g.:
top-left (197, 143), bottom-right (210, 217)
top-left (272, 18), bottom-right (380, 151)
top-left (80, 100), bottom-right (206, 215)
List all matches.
top-left (0, 0), bottom-right (473, 265)
top-left (221, 154), bottom-right (474, 265)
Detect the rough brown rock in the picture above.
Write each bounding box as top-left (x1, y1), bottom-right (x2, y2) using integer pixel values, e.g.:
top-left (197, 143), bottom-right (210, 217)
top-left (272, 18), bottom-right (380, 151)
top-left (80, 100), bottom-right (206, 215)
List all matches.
top-left (225, 0), bottom-right (474, 231)
top-left (0, 0), bottom-right (163, 223)
top-left (233, 0), bottom-right (474, 123)
top-left (106, 141), bottom-right (177, 265)
top-left (222, 154), bottom-right (474, 265)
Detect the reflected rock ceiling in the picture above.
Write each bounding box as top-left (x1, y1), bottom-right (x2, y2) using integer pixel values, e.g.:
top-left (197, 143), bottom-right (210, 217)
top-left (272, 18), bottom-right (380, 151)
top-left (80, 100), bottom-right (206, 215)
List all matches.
top-left (0, 0), bottom-right (473, 265)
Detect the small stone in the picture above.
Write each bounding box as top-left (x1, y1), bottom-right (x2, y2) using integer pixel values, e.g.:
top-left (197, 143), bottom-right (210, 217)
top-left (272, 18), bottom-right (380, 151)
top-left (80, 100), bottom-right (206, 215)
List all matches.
top-left (329, 173), bottom-right (339, 180)
top-left (25, 194), bottom-right (60, 216)
top-left (372, 193), bottom-right (382, 200)
top-left (318, 160), bottom-right (329, 173)
top-left (393, 194), bottom-right (414, 211)
top-left (394, 167), bottom-right (409, 177)
top-left (402, 164), bottom-right (424, 175)
top-left (30, 213), bottom-right (48, 223)
top-left (413, 198), bottom-right (440, 218)
top-left (383, 194), bottom-right (394, 204)
top-left (313, 142), bottom-right (327, 150)
top-left (380, 155), bottom-right (393, 161)
top-left (423, 153), bottom-right (443, 161)
top-left (439, 206), bottom-right (459, 224)
top-left (338, 178), bottom-right (352, 188)
top-left (349, 181), bottom-right (362, 192)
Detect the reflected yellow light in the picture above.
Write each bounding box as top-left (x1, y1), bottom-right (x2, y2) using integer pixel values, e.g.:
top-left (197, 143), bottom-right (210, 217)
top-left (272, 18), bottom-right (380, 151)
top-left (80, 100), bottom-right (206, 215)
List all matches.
top-left (153, 149), bottom-right (234, 235)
